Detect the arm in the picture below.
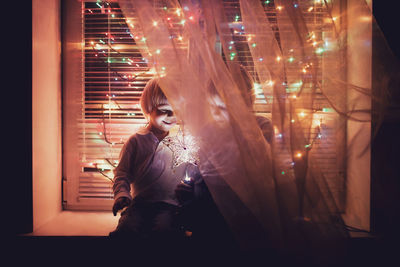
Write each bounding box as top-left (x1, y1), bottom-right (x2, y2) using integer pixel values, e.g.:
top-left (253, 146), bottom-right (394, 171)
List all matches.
top-left (112, 137), bottom-right (136, 215)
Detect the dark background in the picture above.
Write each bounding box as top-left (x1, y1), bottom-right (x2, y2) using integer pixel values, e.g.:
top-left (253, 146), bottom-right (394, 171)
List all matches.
top-left (6, 0), bottom-right (400, 259)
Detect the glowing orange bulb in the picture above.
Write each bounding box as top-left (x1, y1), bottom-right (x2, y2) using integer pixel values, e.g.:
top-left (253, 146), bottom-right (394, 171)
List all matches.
top-left (296, 152), bottom-right (302, 158)
top-left (276, 6), bottom-right (283, 11)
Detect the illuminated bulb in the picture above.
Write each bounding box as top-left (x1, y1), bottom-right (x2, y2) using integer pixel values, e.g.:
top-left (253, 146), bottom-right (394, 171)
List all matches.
top-left (180, 19), bottom-right (186, 25)
top-left (153, 21), bottom-right (158, 26)
top-left (252, 43), bottom-right (256, 47)
top-left (291, 119), bottom-right (295, 123)
top-left (288, 57), bottom-right (294, 62)
top-left (266, 80), bottom-right (275, 86)
top-left (302, 68), bottom-right (307, 73)
top-left (259, 57), bottom-right (263, 61)
top-left (184, 174), bottom-right (191, 182)
top-left (189, 16), bottom-right (194, 21)
top-left (178, 36), bottom-right (183, 41)
top-left (176, 9), bottom-right (181, 16)
top-left (332, 17), bottom-right (337, 21)
top-left (281, 171), bottom-right (285, 175)
top-left (308, 7), bottom-right (314, 12)
top-left (141, 37), bottom-right (146, 42)
top-left (247, 36), bottom-right (252, 41)
top-left (228, 46), bottom-right (232, 50)
top-left (90, 41), bottom-right (94, 45)
top-left (299, 112), bottom-right (305, 117)
top-left (276, 6), bottom-right (283, 11)
top-left (296, 152), bottom-right (302, 158)
top-left (276, 56), bottom-right (281, 62)
top-left (312, 41), bottom-right (317, 47)
top-left (156, 49), bottom-right (161, 54)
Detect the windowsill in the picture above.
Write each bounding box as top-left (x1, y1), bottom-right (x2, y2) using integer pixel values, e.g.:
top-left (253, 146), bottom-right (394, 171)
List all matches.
top-left (25, 211), bottom-right (119, 236)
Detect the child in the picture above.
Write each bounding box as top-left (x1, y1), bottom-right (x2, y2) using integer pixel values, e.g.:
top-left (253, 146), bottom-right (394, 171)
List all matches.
top-left (174, 65), bottom-right (273, 252)
top-left (109, 78), bottom-right (200, 244)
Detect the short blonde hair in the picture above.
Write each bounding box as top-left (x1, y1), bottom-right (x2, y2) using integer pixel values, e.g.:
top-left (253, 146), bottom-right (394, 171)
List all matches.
top-left (140, 78), bottom-right (168, 115)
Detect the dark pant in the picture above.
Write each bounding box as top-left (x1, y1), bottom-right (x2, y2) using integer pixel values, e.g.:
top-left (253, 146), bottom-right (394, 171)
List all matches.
top-left (109, 199), bottom-right (181, 243)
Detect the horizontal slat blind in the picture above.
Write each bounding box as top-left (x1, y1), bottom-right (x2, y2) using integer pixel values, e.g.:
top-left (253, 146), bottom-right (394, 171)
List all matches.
top-left (64, 0), bottom-right (344, 211)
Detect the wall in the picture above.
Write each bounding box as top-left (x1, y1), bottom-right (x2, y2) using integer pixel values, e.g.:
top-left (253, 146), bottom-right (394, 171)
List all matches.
top-left (343, 0), bottom-right (372, 231)
top-left (32, 0), bottom-right (62, 231)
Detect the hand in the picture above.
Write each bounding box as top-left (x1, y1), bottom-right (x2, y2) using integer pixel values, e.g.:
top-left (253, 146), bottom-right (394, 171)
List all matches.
top-left (112, 197), bottom-right (131, 216)
top-left (175, 182), bottom-right (194, 204)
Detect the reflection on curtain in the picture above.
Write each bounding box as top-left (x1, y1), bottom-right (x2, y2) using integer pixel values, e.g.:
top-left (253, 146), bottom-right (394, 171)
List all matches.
top-left (117, 0), bottom-right (398, 259)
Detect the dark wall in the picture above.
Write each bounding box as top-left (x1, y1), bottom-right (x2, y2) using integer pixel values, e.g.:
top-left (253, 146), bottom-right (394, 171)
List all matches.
top-left (371, 1), bottom-right (400, 241)
top-left (8, 3), bottom-right (33, 235)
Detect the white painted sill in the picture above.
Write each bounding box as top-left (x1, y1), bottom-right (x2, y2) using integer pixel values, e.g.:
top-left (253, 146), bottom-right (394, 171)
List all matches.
top-left (26, 211), bottom-right (119, 236)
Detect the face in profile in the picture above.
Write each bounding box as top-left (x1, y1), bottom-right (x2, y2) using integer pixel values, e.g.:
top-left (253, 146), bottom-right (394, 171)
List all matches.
top-left (149, 103), bottom-right (177, 132)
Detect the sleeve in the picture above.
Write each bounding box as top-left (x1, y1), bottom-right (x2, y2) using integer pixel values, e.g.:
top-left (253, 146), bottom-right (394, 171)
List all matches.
top-left (112, 137), bottom-right (136, 201)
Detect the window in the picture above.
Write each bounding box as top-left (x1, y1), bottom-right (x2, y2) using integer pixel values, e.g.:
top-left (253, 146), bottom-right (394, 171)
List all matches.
top-left (63, 0), bottom-right (345, 212)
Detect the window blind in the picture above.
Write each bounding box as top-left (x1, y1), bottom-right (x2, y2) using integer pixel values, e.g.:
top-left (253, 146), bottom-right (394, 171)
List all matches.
top-left (63, 0), bottom-right (345, 211)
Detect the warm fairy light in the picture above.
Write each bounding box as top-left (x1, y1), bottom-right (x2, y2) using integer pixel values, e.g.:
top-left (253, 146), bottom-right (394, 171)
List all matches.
top-left (312, 41), bottom-right (318, 47)
top-left (178, 36), bottom-right (183, 41)
top-left (315, 47), bottom-right (325, 54)
top-left (308, 7), bottom-right (314, 12)
top-left (156, 49), bottom-right (161, 54)
top-left (180, 19), bottom-right (186, 25)
top-left (302, 68), bottom-right (307, 73)
top-left (296, 152), bottom-right (302, 158)
top-left (252, 43), bottom-right (257, 47)
top-left (153, 21), bottom-right (158, 26)
top-left (299, 112), bottom-right (305, 117)
top-left (189, 16), bottom-right (194, 21)
top-left (276, 6), bottom-right (283, 11)
top-left (266, 80), bottom-right (275, 86)
top-left (291, 119), bottom-right (295, 123)
top-left (276, 56), bottom-right (281, 62)
top-left (176, 8), bottom-right (181, 16)
top-left (247, 36), bottom-right (252, 41)
top-left (332, 17), bottom-right (337, 21)
top-left (288, 57), bottom-right (294, 62)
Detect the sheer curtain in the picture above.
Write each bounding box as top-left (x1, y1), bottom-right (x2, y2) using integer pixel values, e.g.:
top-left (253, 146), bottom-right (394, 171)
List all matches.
top-left (117, 0), bottom-right (398, 256)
